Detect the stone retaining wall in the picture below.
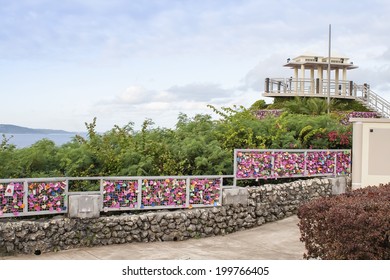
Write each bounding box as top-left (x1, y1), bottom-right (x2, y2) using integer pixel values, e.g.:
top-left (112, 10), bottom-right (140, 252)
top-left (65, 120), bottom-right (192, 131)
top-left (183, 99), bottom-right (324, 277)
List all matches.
top-left (0, 177), bottom-right (343, 255)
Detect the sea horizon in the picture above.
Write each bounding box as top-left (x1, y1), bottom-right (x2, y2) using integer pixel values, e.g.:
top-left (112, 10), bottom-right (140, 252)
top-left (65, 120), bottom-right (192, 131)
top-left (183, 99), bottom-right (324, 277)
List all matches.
top-left (2, 133), bottom-right (88, 148)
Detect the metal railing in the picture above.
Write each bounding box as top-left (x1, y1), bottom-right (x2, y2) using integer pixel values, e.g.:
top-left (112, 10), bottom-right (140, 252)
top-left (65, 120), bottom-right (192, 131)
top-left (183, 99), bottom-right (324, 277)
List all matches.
top-left (354, 85), bottom-right (390, 118)
top-left (233, 149), bottom-right (351, 185)
top-left (264, 78), bottom-right (355, 98)
top-left (264, 78), bottom-right (390, 118)
top-left (0, 175), bottom-right (233, 218)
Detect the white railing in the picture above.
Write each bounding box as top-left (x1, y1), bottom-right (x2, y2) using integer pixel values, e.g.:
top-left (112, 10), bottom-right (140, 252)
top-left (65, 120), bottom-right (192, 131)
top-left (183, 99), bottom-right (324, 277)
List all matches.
top-left (264, 78), bottom-right (355, 98)
top-left (354, 85), bottom-right (390, 118)
top-left (264, 78), bottom-right (390, 118)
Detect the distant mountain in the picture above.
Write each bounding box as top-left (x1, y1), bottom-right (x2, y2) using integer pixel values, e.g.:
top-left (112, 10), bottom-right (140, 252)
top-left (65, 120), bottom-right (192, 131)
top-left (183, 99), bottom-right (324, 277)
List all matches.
top-left (0, 124), bottom-right (74, 134)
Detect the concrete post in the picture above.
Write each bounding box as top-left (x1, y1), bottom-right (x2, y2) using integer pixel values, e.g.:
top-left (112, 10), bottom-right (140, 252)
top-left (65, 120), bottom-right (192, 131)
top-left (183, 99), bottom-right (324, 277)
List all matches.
top-left (342, 68), bottom-right (347, 96)
top-left (294, 68), bottom-right (299, 95)
top-left (310, 68), bottom-right (315, 94)
top-left (301, 64), bottom-right (305, 94)
top-left (326, 66), bottom-right (331, 95)
top-left (265, 78), bottom-right (270, 93)
top-left (363, 83), bottom-right (368, 100)
top-left (352, 121), bottom-right (363, 190)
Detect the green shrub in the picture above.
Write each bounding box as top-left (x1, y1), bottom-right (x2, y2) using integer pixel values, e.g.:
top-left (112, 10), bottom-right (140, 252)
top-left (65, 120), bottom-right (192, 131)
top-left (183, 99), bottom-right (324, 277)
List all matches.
top-left (298, 184), bottom-right (390, 259)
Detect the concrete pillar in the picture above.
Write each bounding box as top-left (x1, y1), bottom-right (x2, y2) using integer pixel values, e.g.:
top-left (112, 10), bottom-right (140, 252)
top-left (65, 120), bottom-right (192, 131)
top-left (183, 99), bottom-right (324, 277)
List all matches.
top-left (310, 68), bottom-right (315, 94)
top-left (301, 64), bottom-right (305, 94)
top-left (342, 68), bottom-right (347, 96)
top-left (265, 78), bottom-right (270, 93)
top-left (352, 121), bottom-right (363, 190)
top-left (222, 188), bottom-right (248, 206)
top-left (364, 83), bottom-right (368, 100)
top-left (326, 66), bottom-right (331, 95)
top-left (294, 68), bottom-right (299, 95)
top-left (68, 195), bottom-right (101, 218)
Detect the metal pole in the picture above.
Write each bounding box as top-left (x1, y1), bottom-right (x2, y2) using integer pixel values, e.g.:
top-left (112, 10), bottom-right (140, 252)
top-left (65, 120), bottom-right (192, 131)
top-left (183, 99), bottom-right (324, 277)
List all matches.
top-left (327, 24), bottom-right (331, 114)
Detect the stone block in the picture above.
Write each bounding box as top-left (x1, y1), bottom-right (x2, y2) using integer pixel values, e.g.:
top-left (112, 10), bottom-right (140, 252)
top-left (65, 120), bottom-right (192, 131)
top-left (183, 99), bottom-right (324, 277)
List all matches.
top-left (222, 187), bottom-right (248, 206)
top-left (68, 195), bottom-right (101, 218)
top-left (329, 176), bottom-right (347, 195)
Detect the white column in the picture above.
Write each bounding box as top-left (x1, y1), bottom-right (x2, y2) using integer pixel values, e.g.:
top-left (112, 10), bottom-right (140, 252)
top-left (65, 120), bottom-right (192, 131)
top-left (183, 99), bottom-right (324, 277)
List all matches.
top-left (342, 68), bottom-right (347, 96)
top-left (301, 64), bottom-right (305, 95)
top-left (294, 67), bottom-right (299, 95)
top-left (335, 68), bottom-right (339, 96)
top-left (310, 68), bottom-right (315, 94)
top-left (326, 65), bottom-right (331, 95)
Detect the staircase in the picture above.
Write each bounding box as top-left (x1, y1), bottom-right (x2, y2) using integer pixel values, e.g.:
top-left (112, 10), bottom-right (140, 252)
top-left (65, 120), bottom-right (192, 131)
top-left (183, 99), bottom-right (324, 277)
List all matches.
top-left (354, 84), bottom-right (390, 118)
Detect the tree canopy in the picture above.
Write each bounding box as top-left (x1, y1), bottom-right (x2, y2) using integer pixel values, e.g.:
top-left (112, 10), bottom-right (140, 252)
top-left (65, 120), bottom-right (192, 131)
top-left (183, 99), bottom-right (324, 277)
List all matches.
top-left (0, 100), bottom-right (353, 180)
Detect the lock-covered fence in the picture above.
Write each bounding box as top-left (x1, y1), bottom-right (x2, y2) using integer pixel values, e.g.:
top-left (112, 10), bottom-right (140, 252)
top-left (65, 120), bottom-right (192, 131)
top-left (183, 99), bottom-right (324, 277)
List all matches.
top-left (0, 175), bottom-right (228, 218)
top-left (234, 149), bottom-right (351, 184)
top-left (0, 149), bottom-right (351, 218)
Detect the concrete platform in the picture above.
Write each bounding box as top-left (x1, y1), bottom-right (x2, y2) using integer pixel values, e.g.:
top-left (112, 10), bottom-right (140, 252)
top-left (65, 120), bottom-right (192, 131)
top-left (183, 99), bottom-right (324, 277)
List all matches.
top-left (1, 215), bottom-right (305, 260)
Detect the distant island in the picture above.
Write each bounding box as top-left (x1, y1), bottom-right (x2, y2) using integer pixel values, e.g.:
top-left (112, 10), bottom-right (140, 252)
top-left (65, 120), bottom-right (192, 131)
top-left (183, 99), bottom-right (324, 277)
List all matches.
top-left (0, 124), bottom-right (74, 134)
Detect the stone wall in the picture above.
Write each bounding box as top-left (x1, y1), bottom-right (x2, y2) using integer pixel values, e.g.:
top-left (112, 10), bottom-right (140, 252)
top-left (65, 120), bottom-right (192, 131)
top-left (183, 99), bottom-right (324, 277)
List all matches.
top-left (0, 177), bottom-right (339, 256)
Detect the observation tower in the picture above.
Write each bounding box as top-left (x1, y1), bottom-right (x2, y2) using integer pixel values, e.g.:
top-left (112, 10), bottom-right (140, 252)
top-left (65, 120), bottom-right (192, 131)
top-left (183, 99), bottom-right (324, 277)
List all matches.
top-left (263, 54), bottom-right (390, 118)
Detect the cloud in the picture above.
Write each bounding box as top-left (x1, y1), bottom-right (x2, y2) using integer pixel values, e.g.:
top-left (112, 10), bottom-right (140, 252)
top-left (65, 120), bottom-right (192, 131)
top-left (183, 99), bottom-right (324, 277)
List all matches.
top-left (92, 81), bottom-right (258, 130)
top-left (166, 83), bottom-right (234, 102)
top-left (99, 83), bottom-right (235, 109)
top-left (117, 86), bottom-right (154, 104)
top-left (239, 54), bottom-right (291, 92)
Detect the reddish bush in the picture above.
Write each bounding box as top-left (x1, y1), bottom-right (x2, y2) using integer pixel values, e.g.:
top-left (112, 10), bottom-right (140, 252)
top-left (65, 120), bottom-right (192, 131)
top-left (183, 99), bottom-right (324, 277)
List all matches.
top-left (298, 184), bottom-right (390, 259)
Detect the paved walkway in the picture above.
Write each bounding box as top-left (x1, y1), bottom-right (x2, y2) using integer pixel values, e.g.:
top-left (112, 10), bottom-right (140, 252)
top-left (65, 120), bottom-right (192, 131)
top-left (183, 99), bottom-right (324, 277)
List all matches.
top-left (1, 215), bottom-right (305, 260)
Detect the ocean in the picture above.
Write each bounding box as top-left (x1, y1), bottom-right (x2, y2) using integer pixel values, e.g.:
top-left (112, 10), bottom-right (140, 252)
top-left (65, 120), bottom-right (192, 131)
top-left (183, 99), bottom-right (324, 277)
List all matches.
top-left (2, 133), bottom-right (88, 148)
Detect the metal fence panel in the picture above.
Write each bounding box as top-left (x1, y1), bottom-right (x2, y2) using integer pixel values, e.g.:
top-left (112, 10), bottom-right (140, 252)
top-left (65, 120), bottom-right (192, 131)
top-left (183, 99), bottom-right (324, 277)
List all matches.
top-left (234, 149), bottom-right (351, 180)
top-left (273, 151), bottom-right (306, 177)
top-left (0, 179), bottom-right (68, 217)
top-left (102, 179), bottom-right (139, 211)
top-left (189, 177), bottom-right (222, 208)
top-left (141, 178), bottom-right (187, 209)
top-left (26, 181), bottom-right (68, 215)
top-left (0, 182), bottom-right (25, 217)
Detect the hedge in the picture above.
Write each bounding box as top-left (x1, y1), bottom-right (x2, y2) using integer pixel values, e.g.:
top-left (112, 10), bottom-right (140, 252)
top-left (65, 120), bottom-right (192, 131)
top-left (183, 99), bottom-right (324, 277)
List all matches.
top-left (297, 184), bottom-right (390, 260)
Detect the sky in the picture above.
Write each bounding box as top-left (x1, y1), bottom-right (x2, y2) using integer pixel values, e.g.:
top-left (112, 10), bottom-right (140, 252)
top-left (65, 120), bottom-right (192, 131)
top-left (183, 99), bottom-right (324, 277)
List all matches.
top-left (1, 0), bottom-right (390, 132)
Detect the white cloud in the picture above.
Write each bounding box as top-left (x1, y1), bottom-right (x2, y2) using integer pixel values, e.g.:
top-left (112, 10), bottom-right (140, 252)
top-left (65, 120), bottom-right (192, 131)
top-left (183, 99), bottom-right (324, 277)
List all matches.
top-left (100, 82), bottom-right (236, 108)
top-left (93, 81), bottom-right (259, 130)
top-left (240, 54), bottom-right (291, 92)
top-left (142, 102), bottom-right (171, 111)
top-left (167, 83), bottom-right (234, 102)
top-left (118, 86), bottom-right (153, 104)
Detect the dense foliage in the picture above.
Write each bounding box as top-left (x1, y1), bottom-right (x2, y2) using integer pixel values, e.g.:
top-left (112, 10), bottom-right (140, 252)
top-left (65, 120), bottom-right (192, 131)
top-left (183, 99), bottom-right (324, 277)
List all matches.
top-left (0, 101), bottom-right (353, 179)
top-left (298, 184), bottom-right (390, 260)
top-left (268, 97), bottom-right (371, 112)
